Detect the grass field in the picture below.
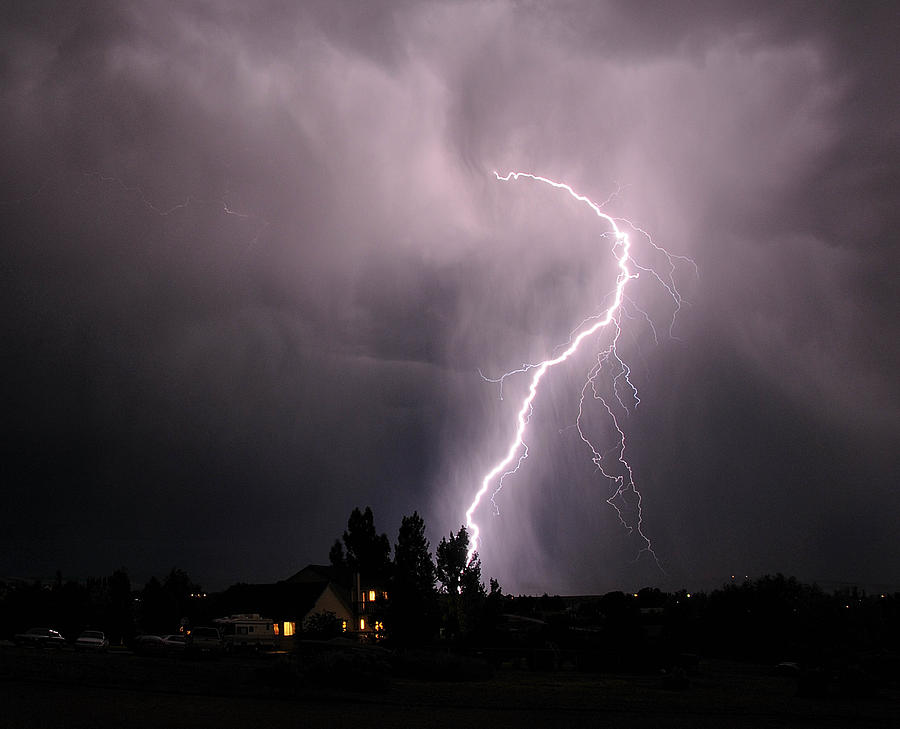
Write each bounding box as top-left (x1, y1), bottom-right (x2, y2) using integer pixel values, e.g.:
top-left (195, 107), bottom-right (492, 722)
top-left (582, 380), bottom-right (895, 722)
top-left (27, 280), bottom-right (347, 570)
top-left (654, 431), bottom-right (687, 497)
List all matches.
top-left (1, 644), bottom-right (896, 728)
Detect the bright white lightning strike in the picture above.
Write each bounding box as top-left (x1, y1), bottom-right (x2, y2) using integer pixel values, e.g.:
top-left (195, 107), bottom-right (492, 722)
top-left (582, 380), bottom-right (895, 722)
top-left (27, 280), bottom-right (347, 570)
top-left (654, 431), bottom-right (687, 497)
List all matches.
top-left (464, 171), bottom-right (690, 566)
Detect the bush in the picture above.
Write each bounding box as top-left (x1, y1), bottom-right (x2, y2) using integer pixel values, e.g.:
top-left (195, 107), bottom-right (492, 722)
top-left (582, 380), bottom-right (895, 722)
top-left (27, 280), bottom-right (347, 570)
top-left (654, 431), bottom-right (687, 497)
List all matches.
top-left (302, 611), bottom-right (342, 640)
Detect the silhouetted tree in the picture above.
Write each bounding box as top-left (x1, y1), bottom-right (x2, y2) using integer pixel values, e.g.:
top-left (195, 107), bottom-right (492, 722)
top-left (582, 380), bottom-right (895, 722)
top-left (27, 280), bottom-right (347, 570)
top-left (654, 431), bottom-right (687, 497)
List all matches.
top-left (483, 577), bottom-right (505, 632)
top-left (329, 539), bottom-right (346, 569)
top-left (435, 527), bottom-right (468, 596)
top-left (436, 526), bottom-right (485, 639)
top-left (139, 576), bottom-right (167, 633)
top-left (390, 511), bottom-right (438, 645)
top-left (105, 569), bottom-right (134, 644)
top-left (335, 507), bottom-right (391, 585)
top-left (637, 586), bottom-right (665, 608)
top-left (138, 569), bottom-right (199, 634)
top-left (55, 579), bottom-right (90, 639)
top-left (163, 567), bottom-right (199, 624)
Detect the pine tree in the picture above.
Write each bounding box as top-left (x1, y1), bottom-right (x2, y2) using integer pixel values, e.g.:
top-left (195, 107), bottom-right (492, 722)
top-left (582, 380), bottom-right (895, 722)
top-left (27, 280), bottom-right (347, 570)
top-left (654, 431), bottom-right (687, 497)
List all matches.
top-left (391, 511), bottom-right (437, 645)
top-left (436, 526), bottom-right (485, 639)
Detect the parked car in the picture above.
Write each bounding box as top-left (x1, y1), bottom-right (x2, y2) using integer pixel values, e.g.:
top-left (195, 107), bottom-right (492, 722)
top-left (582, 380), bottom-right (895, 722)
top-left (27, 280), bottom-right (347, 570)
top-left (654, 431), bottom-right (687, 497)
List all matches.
top-left (775, 661), bottom-right (801, 676)
top-left (13, 627), bottom-right (67, 649)
top-left (133, 634), bottom-right (166, 655)
top-left (160, 634), bottom-right (186, 653)
top-left (74, 630), bottom-right (109, 652)
top-left (185, 626), bottom-right (221, 656)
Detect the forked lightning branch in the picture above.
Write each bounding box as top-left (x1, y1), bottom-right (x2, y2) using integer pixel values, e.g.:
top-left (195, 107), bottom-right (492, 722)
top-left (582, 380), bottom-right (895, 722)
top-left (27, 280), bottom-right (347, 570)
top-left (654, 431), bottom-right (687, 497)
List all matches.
top-left (464, 171), bottom-right (693, 567)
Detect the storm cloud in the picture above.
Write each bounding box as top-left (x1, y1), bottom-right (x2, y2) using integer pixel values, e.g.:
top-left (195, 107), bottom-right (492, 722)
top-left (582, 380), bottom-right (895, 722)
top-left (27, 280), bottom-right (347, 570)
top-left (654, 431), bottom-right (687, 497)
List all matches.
top-left (1, 1), bottom-right (897, 593)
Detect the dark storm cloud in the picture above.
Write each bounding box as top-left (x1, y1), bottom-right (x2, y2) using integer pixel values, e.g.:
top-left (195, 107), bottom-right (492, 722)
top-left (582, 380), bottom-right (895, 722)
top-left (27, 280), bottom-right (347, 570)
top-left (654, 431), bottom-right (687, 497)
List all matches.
top-left (1, 1), bottom-right (896, 593)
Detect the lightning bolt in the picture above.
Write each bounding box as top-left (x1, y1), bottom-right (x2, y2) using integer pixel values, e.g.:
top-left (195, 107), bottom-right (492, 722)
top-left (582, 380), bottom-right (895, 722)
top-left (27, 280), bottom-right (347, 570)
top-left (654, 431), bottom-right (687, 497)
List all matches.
top-left (464, 171), bottom-right (693, 567)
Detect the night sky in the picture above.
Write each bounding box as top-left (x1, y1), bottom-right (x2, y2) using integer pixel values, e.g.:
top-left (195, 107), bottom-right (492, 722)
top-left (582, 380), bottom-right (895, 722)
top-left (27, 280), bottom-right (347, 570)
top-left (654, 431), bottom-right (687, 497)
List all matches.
top-left (2, 1), bottom-right (897, 595)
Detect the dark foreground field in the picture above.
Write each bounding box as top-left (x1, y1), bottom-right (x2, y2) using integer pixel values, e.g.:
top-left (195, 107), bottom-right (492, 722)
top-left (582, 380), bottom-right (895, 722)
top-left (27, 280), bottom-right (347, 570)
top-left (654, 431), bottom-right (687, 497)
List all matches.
top-left (1, 645), bottom-right (896, 729)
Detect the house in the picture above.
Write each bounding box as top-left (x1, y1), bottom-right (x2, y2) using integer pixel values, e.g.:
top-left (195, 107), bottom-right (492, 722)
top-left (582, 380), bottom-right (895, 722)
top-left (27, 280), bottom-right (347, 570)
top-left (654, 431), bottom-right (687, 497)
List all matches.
top-left (285, 564), bottom-right (388, 641)
top-left (217, 567), bottom-right (354, 646)
top-left (215, 563), bottom-right (392, 644)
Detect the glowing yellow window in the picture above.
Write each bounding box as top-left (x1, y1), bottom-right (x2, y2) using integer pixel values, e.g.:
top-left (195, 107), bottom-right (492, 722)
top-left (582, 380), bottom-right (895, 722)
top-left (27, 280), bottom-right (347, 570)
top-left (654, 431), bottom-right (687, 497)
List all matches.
top-left (359, 618), bottom-right (366, 631)
top-left (273, 623), bottom-right (280, 636)
top-left (368, 590), bottom-right (376, 602)
top-left (283, 621), bottom-right (295, 637)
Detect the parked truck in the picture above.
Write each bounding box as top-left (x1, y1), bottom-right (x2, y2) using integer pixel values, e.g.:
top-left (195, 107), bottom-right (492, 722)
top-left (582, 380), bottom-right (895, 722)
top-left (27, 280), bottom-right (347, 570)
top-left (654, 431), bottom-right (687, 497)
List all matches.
top-left (185, 625), bottom-right (222, 656)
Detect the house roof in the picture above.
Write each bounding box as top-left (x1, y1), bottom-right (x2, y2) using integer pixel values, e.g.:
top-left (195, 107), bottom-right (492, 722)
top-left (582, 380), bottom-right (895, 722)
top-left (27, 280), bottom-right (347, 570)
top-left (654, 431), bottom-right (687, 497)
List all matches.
top-left (284, 564), bottom-right (346, 585)
top-left (219, 581), bottom-right (326, 620)
top-left (218, 564), bottom-right (354, 621)
top-left (283, 564), bottom-right (384, 591)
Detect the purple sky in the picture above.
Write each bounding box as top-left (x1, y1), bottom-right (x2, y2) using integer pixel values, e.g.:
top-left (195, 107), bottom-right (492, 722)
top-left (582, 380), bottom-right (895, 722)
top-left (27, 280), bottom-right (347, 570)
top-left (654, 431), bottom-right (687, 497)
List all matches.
top-left (2, 1), bottom-right (897, 594)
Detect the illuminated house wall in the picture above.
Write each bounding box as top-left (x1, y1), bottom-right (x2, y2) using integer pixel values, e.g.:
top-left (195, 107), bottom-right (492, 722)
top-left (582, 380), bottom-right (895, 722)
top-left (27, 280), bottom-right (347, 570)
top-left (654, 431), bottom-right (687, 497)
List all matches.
top-left (309, 583), bottom-right (353, 624)
top-left (353, 577), bottom-right (388, 640)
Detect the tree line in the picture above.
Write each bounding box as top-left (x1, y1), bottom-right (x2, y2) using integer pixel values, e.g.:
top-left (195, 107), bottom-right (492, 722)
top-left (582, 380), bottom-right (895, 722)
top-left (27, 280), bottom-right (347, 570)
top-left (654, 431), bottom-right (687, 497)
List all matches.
top-left (0, 567), bottom-right (201, 644)
top-left (0, 507), bottom-right (501, 647)
top-left (3, 509), bottom-right (896, 668)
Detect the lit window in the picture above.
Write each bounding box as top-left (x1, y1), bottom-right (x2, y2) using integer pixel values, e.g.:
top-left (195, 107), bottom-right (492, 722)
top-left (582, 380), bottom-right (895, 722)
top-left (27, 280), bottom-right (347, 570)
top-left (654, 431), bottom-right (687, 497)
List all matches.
top-left (369, 590), bottom-right (376, 602)
top-left (283, 621), bottom-right (295, 637)
top-left (382, 591), bottom-right (388, 600)
top-left (273, 623), bottom-right (280, 636)
top-left (359, 618), bottom-right (366, 631)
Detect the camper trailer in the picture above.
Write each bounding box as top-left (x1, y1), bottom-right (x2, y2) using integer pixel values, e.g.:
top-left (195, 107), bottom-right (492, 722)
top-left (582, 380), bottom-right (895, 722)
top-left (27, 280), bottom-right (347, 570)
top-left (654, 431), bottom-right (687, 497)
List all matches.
top-left (213, 614), bottom-right (276, 652)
